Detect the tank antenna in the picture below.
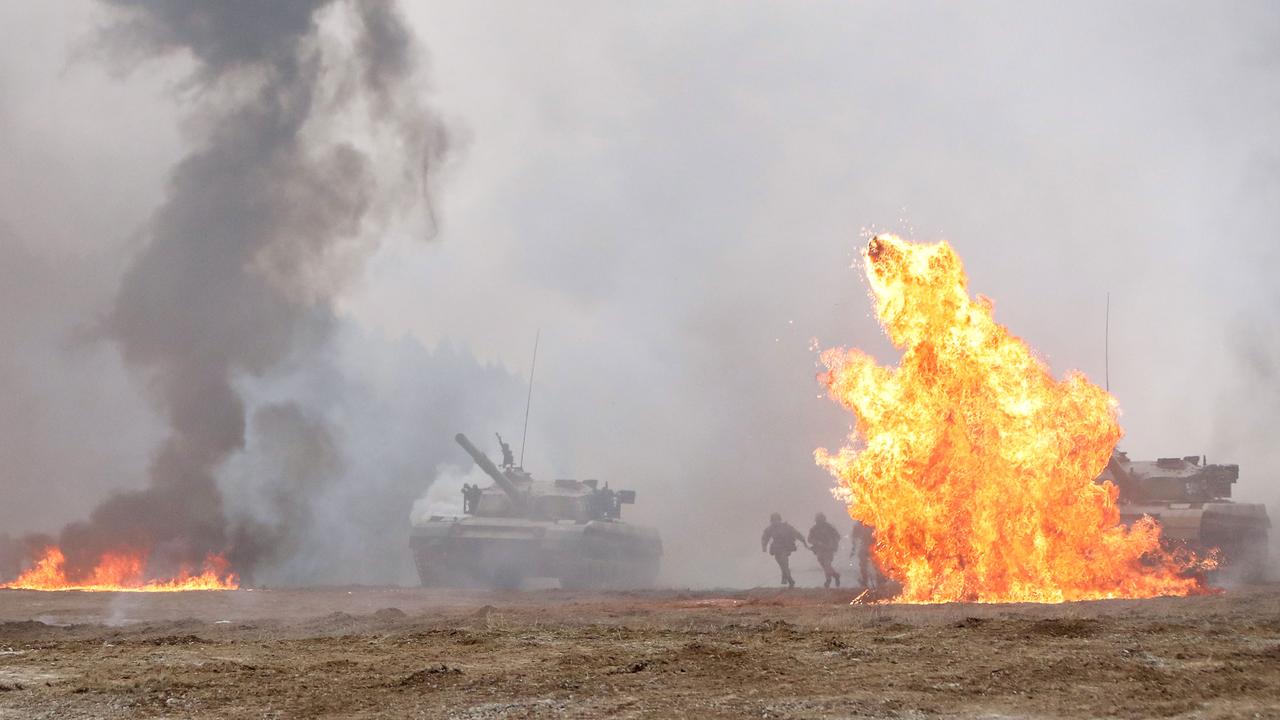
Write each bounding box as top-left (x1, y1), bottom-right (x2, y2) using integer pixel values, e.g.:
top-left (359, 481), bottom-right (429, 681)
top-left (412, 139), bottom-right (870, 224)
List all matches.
top-left (1104, 292), bottom-right (1110, 393)
top-left (519, 329), bottom-right (540, 468)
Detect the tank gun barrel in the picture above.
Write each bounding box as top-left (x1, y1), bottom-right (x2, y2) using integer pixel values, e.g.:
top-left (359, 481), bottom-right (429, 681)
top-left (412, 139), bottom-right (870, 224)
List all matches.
top-left (1105, 454), bottom-right (1132, 485)
top-left (1105, 453), bottom-right (1134, 501)
top-left (455, 433), bottom-right (524, 505)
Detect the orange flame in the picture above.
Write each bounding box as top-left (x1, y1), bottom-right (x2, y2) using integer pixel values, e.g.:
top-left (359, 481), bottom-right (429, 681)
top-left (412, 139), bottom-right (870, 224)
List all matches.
top-left (817, 234), bottom-right (1206, 603)
top-left (1, 546), bottom-right (239, 592)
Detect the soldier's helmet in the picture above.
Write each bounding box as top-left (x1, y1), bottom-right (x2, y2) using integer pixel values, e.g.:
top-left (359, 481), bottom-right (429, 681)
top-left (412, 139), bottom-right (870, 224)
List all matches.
top-left (815, 512), bottom-right (826, 524)
top-left (770, 512), bottom-right (782, 524)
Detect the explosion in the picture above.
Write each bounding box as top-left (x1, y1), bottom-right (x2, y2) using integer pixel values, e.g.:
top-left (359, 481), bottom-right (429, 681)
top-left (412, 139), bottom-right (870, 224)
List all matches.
top-left (1, 547), bottom-right (238, 592)
top-left (817, 234), bottom-right (1207, 603)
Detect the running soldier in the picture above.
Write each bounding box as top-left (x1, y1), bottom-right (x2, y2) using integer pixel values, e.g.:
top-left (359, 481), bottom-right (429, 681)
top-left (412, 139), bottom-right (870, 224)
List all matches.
top-left (850, 519), bottom-right (877, 589)
top-left (761, 513), bottom-right (808, 588)
top-left (807, 513), bottom-right (842, 588)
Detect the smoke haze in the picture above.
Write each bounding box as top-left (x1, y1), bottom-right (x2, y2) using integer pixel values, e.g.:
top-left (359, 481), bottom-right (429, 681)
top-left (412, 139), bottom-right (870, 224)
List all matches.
top-left (1, 0), bottom-right (470, 584)
top-left (2, 2), bottom-right (1278, 586)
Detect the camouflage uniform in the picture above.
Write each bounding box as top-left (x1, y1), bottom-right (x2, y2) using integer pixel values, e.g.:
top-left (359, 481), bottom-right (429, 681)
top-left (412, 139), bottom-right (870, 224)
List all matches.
top-left (807, 514), bottom-right (842, 588)
top-left (761, 515), bottom-right (806, 587)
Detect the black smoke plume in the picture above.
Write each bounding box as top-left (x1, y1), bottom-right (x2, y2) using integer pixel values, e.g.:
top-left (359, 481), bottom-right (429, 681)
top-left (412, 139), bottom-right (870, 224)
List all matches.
top-left (42, 0), bottom-right (447, 580)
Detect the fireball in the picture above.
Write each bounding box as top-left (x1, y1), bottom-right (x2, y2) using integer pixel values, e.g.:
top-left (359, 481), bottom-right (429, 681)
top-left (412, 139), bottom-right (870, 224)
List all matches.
top-left (817, 234), bottom-right (1205, 603)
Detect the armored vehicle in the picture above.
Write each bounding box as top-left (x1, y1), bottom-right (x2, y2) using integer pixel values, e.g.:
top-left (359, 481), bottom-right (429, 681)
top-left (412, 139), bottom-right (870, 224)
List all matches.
top-left (410, 433), bottom-right (662, 589)
top-left (1099, 451), bottom-right (1270, 581)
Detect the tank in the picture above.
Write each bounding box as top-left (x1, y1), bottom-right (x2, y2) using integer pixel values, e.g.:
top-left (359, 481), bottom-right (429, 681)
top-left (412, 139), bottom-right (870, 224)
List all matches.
top-left (1098, 451), bottom-right (1271, 581)
top-left (409, 433), bottom-right (662, 589)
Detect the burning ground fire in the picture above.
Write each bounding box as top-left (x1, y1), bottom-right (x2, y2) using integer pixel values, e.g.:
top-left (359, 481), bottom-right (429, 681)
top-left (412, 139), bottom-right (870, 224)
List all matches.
top-left (817, 234), bottom-right (1209, 603)
top-left (1, 547), bottom-right (238, 592)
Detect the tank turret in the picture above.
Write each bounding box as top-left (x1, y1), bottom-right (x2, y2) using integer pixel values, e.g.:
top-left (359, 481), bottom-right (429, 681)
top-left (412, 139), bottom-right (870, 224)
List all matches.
top-left (1099, 450), bottom-right (1270, 581)
top-left (1103, 452), bottom-right (1240, 504)
top-left (455, 433), bottom-right (526, 508)
top-left (409, 432), bottom-right (661, 589)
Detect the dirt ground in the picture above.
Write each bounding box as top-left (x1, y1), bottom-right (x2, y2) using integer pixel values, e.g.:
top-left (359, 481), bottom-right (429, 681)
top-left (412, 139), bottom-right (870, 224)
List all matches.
top-left (1, 585), bottom-right (1279, 719)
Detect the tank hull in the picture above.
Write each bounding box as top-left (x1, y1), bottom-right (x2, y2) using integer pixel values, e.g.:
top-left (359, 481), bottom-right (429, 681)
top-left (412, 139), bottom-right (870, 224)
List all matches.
top-left (410, 516), bottom-right (662, 589)
top-left (1120, 502), bottom-right (1270, 582)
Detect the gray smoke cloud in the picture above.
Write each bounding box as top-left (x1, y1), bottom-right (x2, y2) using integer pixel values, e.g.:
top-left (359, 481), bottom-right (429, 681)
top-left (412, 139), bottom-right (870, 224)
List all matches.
top-left (4, 0), bottom-right (455, 582)
top-left (219, 328), bottom-right (522, 584)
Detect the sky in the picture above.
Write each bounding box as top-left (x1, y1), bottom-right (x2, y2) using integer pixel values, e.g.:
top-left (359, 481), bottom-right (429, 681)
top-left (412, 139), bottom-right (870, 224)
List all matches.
top-left (1, 1), bottom-right (1277, 586)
